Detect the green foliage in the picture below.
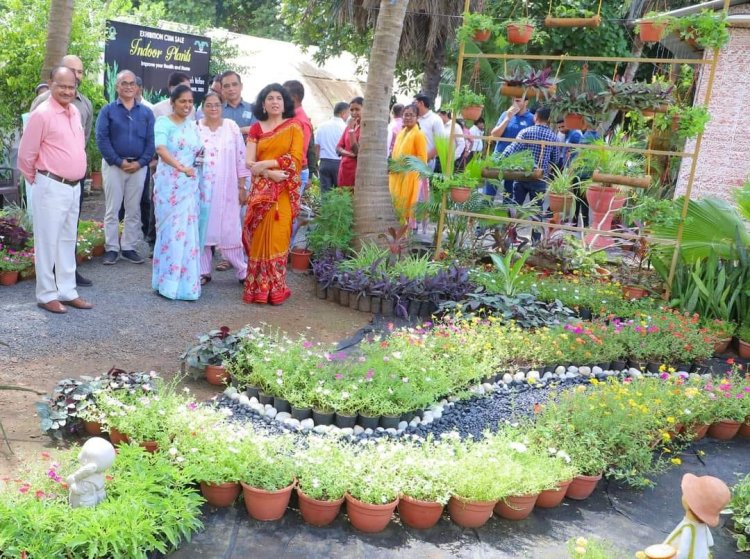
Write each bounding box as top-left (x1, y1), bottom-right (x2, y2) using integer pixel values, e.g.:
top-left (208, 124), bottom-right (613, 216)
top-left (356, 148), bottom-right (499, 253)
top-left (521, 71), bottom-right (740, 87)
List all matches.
top-left (181, 325), bottom-right (251, 373)
top-left (456, 12), bottom-right (498, 43)
top-left (566, 536), bottom-right (621, 558)
top-left (489, 249), bottom-right (530, 297)
top-left (546, 166), bottom-right (581, 195)
top-left (306, 188), bottom-right (354, 255)
top-left (731, 472), bottom-right (750, 552)
top-left (0, 444), bottom-right (203, 558)
top-left (671, 9), bottom-right (730, 50)
top-left (572, 131), bottom-right (645, 178)
top-left (294, 437), bottom-right (352, 501)
top-left (449, 85), bottom-right (486, 111)
top-left (739, 323), bottom-right (750, 341)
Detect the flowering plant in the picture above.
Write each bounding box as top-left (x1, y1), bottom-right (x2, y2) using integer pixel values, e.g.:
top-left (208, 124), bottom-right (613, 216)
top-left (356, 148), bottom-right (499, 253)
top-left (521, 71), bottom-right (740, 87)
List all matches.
top-left (173, 420), bottom-right (250, 484)
top-left (182, 325), bottom-right (257, 374)
top-left (392, 437), bottom-right (452, 504)
top-left (240, 434), bottom-right (295, 491)
top-left (704, 373), bottom-right (750, 422)
top-left (346, 439), bottom-right (402, 504)
top-left (0, 244), bottom-right (33, 272)
top-left (294, 437), bottom-right (352, 501)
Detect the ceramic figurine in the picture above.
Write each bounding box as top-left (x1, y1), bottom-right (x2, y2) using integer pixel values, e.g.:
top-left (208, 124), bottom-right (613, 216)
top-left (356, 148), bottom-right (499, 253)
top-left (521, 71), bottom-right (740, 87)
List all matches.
top-left (662, 473), bottom-right (731, 559)
top-left (67, 437), bottom-right (116, 508)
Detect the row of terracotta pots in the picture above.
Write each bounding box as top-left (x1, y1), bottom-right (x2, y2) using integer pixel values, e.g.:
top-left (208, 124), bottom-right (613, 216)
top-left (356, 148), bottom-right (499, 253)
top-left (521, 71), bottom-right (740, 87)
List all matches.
top-left (83, 423), bottom-right (161, 453)
top-left (198, 472), bottom-right (604, 532)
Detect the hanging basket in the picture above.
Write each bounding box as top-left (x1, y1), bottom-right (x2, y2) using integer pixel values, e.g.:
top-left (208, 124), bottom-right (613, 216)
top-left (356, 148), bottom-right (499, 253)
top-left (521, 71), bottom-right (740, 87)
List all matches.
top-left (591, 171), bottom-right (651, 189)
top-left (499, 85), bottom-right (556, 99)
top-left (450, 187), bottom-right (473, 204)
top-left (502, 169), bottom-right (543, 181)
top-left (507, 24), bottom-right (535, 45)
top-left (472, 29), bottom-right (492, 42)
top-left (544, 15), bottom-right (601, 28)
top-left (563, 113), bottom-right (586, 130)
top-left (460, 105), bottom-right (484, 121)
top-left (639, 21), bottom-right (667, 42)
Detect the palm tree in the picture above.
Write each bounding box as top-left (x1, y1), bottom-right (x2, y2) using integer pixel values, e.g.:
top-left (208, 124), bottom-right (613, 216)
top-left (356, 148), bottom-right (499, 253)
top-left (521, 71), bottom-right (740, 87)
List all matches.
top-left (41, 0), bottom-right (74, 81)
top-left (352, 0), bottom-right (409, 245)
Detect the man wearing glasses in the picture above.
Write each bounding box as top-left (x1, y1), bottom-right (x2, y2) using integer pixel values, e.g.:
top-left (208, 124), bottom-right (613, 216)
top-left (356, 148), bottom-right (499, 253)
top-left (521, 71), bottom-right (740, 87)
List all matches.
top-left (95, 70), bottom-right (155, 266)
top-left (489, 97), bottom-right (535, 199)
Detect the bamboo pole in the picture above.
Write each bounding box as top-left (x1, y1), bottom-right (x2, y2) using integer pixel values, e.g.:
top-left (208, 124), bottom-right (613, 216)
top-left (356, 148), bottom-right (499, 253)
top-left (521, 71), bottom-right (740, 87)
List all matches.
top-left (664, 0), bottom-right (728, 299)
top-left (473, 135), bottom-right (695, 158)
top-left (464, 53), bottom-right (715, 65)
top-left (435, 0), bottom-right (471, 257)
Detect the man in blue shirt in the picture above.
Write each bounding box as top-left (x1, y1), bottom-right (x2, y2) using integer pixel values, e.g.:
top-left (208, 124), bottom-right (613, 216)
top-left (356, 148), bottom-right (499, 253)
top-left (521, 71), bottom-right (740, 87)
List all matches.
top-left (556, 119), bottom-right (583, 169)
top-left (489, 97), bottom-right (535, 198)
top-left (497, 107), bottom-right (559, 241)
top-left (95, 70), bottom-right (155, 265)
top-left (221, 71), bottom-right (256, 136)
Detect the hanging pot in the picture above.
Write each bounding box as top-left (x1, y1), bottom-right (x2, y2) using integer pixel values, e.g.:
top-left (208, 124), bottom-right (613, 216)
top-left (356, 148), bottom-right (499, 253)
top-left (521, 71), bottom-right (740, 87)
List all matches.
top-left (544, 15), bottom-right (601, 28)
top-left (535, 479), bottom-right (573, 508)
top-left (289, 247), bottom-right (312, 271)
top-left (200, 481), bottom-right (241, 507)
top-left (450, 186), bottom-right (473, 204)
top-left (502, 169), bottom-right (543, 181)
top-left (548, 193), bottom-right (575, 219)
top-left (241, 480), bottom-right (294, 521)
top-left (297, 487), bottom-right (344, 527)
top-left (591, 171), bottom-right (651, 189)
top-left (564, 113), bottom-right (586, 130)
top-left (507, 23), bottom-right (534, 44)
top-left (707, 419), bottom-right (741, 440)
top-left (499, 85), bottom-right (557, 99)
top-left (398, 495), bottom-right (444, 529)
top-left (639, 21), bottom-right (667, 42)
top-left (472, 29), bottom-right (492, 42)
top-left (447, 496), bottom-right (496, 528)
top-left (205, 364), bottom-right (229, 386)
top-left (460, 106), bottom-right (483, 122)
top-left (566, 473), bottom-right (602, 501)
top-left (494, 493), bottom-right (538, 520)
top-left (345, 493), bottom-right (398, 533)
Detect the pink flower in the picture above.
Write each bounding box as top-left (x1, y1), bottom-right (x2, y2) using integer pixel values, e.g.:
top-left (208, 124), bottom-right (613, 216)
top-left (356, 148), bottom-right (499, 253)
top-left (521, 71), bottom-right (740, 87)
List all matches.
top-left (302, 341), bottom-right (313, 349)
top-left (19, 484), bottom-right (30, 493)
top-left (334, 374), bottom-right (343, 380)
top-left (660, 372), bottom-right (670, 380)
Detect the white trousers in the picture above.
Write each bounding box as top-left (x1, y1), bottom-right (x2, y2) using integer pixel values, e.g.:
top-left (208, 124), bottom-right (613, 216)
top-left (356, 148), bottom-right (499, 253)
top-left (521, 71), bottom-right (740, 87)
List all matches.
top-left (31, 173), bottom-right (80, 304)
top-left (102, 160), bottom-right (147, 252)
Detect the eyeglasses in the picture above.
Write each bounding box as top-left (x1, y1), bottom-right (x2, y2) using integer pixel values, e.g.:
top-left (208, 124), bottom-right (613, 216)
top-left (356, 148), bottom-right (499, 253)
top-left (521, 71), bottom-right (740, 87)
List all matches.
top-left (119, 81), bottom-right (137, 88)
top-left (203, 103), bottom-right (221, 109)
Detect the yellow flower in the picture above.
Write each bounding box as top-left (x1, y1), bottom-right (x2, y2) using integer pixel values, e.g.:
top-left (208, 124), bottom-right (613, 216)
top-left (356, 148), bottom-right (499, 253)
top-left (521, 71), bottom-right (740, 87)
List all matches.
top-left (575, 546), bottom-right (587, 555)
top-left (666, 416), bottom-right (675, 424)
top-left (576, 537), bottom-right (588, 547)
top-left (671, 457), bottom-right (682, 465)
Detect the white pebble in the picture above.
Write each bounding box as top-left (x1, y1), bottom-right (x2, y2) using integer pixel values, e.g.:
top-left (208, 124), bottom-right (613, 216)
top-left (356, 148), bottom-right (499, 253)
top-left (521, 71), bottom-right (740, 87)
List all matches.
top-left (579, 366), bottom-right (591, 377)
top-left (238, 394), bottom-right (250, 406)
top-left (300, 418), bottom-right (314, 430)
top-left (265, 407), bottom-right (277, 419)
top-left (340, 427), bottom-right (354, 437)
top-left (249, 396), bottom-right (258, 405)
top-left (555, 366), bottom-right (566, 375)
top-left (353, 425), bottom-right (364, 435)
top-left (503, 373), bottom-right (513, 384)
top-left (567, 366), bottom-right (579, 374)
top-left (313, 425), bottom-right (329, 434)
top-left (592, 366), bottom-right (603, 376)
top-left (275, 412), bottom-right (291, 421)
top-left (398, 421), bottom-right (408, 430)
top-left (513, 372), bottom-right (525, 382)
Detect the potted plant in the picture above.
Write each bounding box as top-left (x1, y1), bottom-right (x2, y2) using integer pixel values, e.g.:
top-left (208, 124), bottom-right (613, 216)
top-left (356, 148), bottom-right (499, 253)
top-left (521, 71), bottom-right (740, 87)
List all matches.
top-left (181, 326), bottom-right (248, 385)
top-left (482, 150), bottom-right (540, 182)
top-left (345, 440), bottom-right (401, 533)
top-left (562, 432), bottom-right (607, 500)
top-left (546, 167), bottom-right (583, 222)
top-left (699, 318), bottom-right (736, 354)
top-left (306, 188), bottom-right (354, 256)
top-left (86, 137), bottom-right (103, 190)
top-left (289, 242), bottom-right (312, 271)
top-left (294, 437), bottom-right (350, 527)
top-left (705, 376), bottom-right (748, 440)
top-left (544, 5), bottom-right (601, 28)
top-left (450, 85), bottom-right (486, 122)
top-left (0, 245), bottom-right (33, 285)
top-left (636, 12), bottom-right (674, 42)
top-left (457, 11), bottom-right (498, 43)
top-left (671, 9), bottom-right (730, 50)
top-left (605, 78), bottom-right (674, 115)
top-left (551, 89), bottom-right (607, 130)
top-left (737, 323), bottom-right (750, 359)
top-left (505, 17), bottom-right (536, 45)
top-left (240, 435), bottom-right (296, 521)
top-left (394, 440), bottom-right (452, 529)
top-left (656, 105), bottom-right (711, 141)
top-left (498, 66), bottom-right (559, 100)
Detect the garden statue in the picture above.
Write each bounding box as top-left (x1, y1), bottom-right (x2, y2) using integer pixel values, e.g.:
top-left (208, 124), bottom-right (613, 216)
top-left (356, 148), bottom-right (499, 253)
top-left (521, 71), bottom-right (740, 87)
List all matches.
top-left (662, 473), bottom-right (731, 559)
top-left (67, 437), bottom-right (116, 508)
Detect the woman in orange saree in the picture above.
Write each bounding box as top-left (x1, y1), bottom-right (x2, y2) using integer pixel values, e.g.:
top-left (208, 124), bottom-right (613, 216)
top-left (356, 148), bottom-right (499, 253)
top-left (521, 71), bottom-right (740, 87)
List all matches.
top-left (243, 83), bottom-right (303, 305)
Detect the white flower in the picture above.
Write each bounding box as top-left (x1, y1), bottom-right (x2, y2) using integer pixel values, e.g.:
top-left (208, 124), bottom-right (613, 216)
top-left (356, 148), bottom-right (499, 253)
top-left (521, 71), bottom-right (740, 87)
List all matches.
top-left (509, 442), bottom-right (527, 453)
top-left (276, 369), bottom-right (283, 376)
top-left (276, 378), bottom-right (283, 385)
top-left (168, 447), bottom-right (178, 456)
top-left (556, 450), bottom-right (571, 463)
top-left (176, 456), bottom-right (185, 463)
top-left (311, 478), bottom-right (320, 488)
top-left (548, 447), bottom-right (558, 455)
top-left (402, 377), bottom-right (409, 383)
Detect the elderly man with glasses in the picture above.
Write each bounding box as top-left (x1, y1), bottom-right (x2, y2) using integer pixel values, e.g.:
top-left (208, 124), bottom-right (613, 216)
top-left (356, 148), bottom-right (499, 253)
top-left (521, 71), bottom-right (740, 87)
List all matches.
top-left (489, 97), bottom-right (535, 200)
top-left (95, 70), bottom-right (155, 266)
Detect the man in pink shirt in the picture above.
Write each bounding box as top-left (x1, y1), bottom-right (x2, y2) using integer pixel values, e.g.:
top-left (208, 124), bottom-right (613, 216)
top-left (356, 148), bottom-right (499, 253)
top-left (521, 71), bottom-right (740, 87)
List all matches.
top-left (17, 66), bottom-right (93, 314)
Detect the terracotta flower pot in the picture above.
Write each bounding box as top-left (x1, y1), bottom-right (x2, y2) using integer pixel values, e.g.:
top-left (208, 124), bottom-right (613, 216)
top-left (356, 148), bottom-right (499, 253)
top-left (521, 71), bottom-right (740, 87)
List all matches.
top-left (92, 245), bottom-right (105, 257)
top-left (140, 440), bottom-right (159, 453)
top-left (289, 247), bottom-right (312, 271)
top-left (707, 419), bottom-right (741, 440)
top-left (738, 418), bottom-right (750, 438)
top-left (447, 496), bottom-right (496, 528)
top-left (494, 493), bottom-right (538, 520)
top-left (685, 423), bottom-right (710, 441)
top-left (200, 481), bottom-right (241, 507)
top-left (566, 473), bottom-right (602, 501)
top-left (241, 480), bottom-right (294, 521)
top-left (205, 364), bottom-right (229, 386)
top-left (564, 113), bottom-right (585, 130)
top-left (108, 427), bottom-right (129, 445)
top-left (639, 21), bottom-right (667, 42)
top-left (621, 285), bottom-right (648, 300)
top-left (83, 420), bottom-right (102, 435)
top-left (472, 29), bottom-right (492, 42)
top-left (738, 339), bottom-right (750, 359)
top-left (585, 185), bottom-right (627, 249)
top-left (507, 23), bottom-right (534, 44)
top-left (460, 106), bottom-right (483, 122)
top-left (713, 337), bottom-right (731, 354)
top-left (397, 495), bottom-right (444, 529)
top-left (548, 192), bottom-right (574, 221)
top-left (345, 493), bottom-right (398, 533)
top-left (535, 479), bottom-right (573, 508)
top-left (450, 187), bottom-right (473, 204)
top-left (90, 170), bottom-right (103, 190)
top-left (0, 271), bottom-right (19, 286)
top-left (297, 487), bottom-right (344, 527)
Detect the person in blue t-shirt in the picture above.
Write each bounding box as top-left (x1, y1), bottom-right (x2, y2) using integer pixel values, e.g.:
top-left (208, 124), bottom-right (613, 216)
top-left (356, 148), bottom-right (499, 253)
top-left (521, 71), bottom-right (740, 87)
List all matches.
top-left (489, 97), bottom-right (535, 199)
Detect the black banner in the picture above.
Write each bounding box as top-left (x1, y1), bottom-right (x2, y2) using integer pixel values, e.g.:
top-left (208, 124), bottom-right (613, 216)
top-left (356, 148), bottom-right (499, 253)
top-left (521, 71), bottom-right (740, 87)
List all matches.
top-left (104, 20), bottom-right (211, 104)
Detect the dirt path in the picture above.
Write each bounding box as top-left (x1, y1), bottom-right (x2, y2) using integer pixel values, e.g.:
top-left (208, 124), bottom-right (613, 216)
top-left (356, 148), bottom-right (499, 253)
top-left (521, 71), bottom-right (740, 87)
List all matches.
top-left (0, 190), bottom-right (367, 475)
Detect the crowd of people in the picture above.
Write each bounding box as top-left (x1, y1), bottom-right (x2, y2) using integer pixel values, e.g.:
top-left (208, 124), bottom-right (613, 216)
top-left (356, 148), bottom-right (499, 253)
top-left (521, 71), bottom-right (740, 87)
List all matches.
top-left (17, 54), bottom-right (591, 314)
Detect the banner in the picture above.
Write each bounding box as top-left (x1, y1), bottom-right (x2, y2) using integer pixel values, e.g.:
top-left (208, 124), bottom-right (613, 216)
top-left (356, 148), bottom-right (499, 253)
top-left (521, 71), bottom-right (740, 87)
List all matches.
top-left (104, 20), bottom-right (211, 104)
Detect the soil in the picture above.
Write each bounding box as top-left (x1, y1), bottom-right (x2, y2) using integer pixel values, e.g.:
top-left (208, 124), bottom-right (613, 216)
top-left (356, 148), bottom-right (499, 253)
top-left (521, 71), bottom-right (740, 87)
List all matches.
top-left (0, 189), bottom-right (367, 475)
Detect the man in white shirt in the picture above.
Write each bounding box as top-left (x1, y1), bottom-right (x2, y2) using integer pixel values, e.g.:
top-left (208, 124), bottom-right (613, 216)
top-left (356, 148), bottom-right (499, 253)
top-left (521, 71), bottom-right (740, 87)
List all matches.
top-left (414, 93), bottom-right (445, 171)
top-left (439, 110), bottom-right (467, 172)
top-left (314, 101), bottom-right (349, 193)
top-left (468, 117), bottom-right (485, 161)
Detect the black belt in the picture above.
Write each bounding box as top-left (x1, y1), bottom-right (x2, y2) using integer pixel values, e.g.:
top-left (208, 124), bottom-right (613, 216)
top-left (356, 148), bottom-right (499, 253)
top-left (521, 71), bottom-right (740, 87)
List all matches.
top-left (38, 170), bottom-right (79, 186)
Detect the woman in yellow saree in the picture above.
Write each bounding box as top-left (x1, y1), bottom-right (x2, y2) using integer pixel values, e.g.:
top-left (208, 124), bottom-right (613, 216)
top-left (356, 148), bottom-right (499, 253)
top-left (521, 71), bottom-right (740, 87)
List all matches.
top-left (243, 83), bottom-right (303, 305)
top-left (388, 104), bottom-right (428, 227)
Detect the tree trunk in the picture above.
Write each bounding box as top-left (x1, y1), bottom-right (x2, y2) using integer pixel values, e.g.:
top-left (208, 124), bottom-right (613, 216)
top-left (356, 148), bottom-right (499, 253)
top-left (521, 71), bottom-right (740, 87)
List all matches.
top-left (353, 0), bottom-right (408, 246)
top-left (420, 35), bottom-right (447, 100)
top-left (41, 0), bottom-right (75, 82)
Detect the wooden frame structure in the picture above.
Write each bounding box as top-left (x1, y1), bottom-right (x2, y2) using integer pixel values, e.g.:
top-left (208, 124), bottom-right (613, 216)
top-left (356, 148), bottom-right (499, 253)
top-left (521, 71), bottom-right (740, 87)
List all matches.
top-left (437, 0), bottom-right (730, 298)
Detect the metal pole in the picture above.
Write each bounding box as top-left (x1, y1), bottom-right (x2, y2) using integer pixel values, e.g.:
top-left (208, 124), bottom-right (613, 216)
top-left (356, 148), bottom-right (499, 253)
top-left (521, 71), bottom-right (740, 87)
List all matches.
top-left (435, 0), bottom-right (471, 257)
top-left (664, 0), bottom-right (728, 299)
